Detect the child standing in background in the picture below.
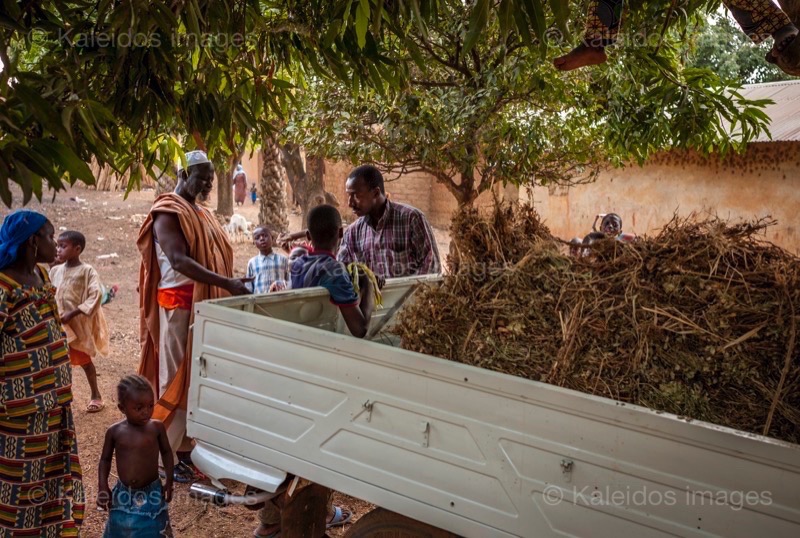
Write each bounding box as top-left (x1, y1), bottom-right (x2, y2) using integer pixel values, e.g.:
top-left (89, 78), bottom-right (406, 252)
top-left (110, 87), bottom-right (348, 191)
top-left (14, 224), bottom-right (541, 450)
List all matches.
top-left (98, 375), bottom-right (173, 537)
top-left (246, 225), bottom-right (290, 294)
top-left (250, 183), bottom-right (257, 205)
top-left (50, 230), bottom-right (109, 413)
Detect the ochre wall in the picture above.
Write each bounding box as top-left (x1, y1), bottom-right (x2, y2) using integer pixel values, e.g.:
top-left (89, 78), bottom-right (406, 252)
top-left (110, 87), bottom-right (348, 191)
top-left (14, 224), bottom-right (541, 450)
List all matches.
top-left (323, 162), bottom-right (518, 229)
top-left (520, 142), bottom-right (800, 255)
top-left (251, 143), bottom-right (799, 255)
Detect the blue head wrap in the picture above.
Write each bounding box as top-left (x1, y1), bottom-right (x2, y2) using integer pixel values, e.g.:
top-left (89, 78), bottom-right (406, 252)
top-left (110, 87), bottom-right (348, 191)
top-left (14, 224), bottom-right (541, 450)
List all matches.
top-left (0, 210), bottom-right (48, 269)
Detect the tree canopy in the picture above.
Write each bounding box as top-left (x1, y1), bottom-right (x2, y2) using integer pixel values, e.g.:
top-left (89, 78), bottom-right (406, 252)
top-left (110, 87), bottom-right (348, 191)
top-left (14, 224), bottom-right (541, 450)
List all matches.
top-left (285, 0), bottom-right (773, 206)
top-left (0, 0), bottom-right (787, 207)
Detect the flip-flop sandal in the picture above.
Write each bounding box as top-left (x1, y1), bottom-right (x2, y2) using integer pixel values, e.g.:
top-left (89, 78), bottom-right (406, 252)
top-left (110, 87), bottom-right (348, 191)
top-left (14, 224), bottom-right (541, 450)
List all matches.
top-left (172, 462), bottom-right (196, 484)
top-left (326, 505), bottom-right (353, 528)
top-left (86, 400), bottom-right (104, 413)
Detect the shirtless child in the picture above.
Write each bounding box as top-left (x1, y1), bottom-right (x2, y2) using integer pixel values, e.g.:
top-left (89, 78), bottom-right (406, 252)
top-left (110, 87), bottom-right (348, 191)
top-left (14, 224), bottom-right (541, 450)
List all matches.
top-left (98, 375), bottom-right (174, 537)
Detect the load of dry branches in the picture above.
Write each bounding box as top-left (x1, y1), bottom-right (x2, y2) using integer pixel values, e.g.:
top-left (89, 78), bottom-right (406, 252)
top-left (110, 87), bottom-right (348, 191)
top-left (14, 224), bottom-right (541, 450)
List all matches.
top-left (394, 204), bottom-right (799, 444)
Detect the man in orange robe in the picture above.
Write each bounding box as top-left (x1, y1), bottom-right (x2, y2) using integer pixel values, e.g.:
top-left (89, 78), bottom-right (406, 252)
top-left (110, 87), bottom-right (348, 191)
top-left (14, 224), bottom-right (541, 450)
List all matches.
top-left (137, 150), bottom-right (252, 480)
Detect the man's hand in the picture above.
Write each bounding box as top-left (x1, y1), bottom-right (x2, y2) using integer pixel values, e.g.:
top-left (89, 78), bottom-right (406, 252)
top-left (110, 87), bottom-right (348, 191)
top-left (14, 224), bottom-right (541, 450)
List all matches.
top-left (97, 487), bottom-right (111, 511)
top-left (226, 277), bottom-right (254, 296)
top-left (277, 233), bottom-right (293, 252)
top-left (269, 281), bottom-right (287, 292)
top-left (163, 481), bottom-right (173, 503)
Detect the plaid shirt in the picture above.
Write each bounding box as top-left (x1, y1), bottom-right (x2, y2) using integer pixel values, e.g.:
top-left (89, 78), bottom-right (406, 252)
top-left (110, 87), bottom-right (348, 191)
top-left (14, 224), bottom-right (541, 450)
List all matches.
top-left (338, 200), bottom-right (441, 277)
top-left (246, 252), bottom-right (289, 294)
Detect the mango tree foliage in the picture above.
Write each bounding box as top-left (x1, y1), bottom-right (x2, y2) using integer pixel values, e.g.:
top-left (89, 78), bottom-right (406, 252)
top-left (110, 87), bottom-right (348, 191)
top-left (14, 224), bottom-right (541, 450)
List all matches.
top-left (0, 0), bottom-right (404, 206)
top-left (0, 0), bottom-right (780, 207)
top-left (285, 0), bottom-right (771, 207)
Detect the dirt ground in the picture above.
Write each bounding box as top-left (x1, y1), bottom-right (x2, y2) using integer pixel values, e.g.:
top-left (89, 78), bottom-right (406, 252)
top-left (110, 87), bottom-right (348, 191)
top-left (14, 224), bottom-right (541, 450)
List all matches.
top-left (1, 184), bottom-right (450, 537)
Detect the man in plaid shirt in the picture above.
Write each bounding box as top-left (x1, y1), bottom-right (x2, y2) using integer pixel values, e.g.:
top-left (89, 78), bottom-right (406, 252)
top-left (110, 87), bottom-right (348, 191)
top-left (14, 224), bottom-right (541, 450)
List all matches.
top-left (338, 165), bottom-right (441, 278)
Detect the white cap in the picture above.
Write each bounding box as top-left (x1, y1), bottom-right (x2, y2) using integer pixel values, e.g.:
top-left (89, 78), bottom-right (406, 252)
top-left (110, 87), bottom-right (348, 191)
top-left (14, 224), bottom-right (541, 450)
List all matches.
top-left (177, 150), bottom-right (211, 172)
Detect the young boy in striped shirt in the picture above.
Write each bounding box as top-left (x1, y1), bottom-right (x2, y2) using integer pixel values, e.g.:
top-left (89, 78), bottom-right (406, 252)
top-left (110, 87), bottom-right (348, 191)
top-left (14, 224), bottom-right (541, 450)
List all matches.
top-left (246, 225), bottom-right (290, 294)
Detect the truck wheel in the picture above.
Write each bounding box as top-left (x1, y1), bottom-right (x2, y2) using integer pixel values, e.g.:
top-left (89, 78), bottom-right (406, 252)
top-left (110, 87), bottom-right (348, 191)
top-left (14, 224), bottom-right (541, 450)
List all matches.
top-left (343, 508), bottom-right (459, 538)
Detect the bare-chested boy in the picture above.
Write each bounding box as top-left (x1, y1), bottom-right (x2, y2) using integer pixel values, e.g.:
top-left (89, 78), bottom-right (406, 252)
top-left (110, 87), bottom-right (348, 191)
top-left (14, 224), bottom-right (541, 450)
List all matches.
top-left (98, 375), bottom-right (174, 537)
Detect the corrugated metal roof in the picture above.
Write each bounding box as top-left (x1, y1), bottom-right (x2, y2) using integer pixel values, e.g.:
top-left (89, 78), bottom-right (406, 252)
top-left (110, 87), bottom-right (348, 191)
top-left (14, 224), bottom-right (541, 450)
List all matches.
top-left (739, 80), bottom-right (800, 142)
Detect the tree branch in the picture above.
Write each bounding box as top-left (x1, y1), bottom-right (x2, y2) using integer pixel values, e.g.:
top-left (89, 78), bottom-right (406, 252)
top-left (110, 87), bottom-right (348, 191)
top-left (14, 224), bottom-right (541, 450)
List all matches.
top-left (410, 79), bottom-right (459, 88)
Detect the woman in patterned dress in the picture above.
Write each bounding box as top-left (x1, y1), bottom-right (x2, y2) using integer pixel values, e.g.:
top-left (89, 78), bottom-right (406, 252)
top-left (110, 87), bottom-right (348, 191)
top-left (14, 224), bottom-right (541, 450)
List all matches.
top-left (0, 210), bottom-right (85, 536)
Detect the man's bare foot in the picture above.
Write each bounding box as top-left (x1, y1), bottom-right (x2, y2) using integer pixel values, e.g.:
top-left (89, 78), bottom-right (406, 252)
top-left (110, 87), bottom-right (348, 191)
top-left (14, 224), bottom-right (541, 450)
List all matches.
top-left (553, 43), bottom-right (608, 71)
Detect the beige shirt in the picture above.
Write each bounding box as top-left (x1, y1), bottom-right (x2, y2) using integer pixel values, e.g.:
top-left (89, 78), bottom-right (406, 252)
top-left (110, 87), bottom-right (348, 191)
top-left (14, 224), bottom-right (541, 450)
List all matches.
top-left (50, 263), bottom-right (110, 358)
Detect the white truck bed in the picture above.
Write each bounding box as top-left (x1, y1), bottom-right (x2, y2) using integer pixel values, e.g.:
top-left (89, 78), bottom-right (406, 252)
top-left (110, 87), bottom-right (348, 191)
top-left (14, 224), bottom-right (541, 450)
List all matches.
top-left (188, 276), bottom-right (800, 537)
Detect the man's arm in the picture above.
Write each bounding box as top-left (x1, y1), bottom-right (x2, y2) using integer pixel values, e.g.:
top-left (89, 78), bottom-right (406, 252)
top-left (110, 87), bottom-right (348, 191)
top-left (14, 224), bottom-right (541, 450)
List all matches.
top-left (277, 230), bottom-right (307, 251)
top-left (337, 226), bottom-right (356, 265)
top-left (409, 212), bottom-right (441, 275)
top-left (153, 212), bottom-right (251, 295)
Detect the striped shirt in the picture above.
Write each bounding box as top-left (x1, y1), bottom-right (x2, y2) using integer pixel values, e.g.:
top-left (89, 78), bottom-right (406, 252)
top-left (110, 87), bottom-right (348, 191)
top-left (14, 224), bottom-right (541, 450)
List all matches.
top-left (246, 252), bottom-right (290, 294)
top-left (338, 200), bottom-right (441, 277)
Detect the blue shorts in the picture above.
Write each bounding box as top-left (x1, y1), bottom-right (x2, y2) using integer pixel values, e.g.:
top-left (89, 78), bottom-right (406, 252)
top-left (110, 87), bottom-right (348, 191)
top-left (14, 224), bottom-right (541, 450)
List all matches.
top-left (103, 478), bottom-right (172, 537)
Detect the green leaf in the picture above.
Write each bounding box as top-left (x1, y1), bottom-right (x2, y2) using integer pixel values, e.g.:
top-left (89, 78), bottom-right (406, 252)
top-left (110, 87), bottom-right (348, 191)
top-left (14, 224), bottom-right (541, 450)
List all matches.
top-left (16, 86), bottom-right (72, 143)
top-left (31, 139), bottom-right (96, 186)
top-left (408, 0), bottom-right (428, 40)
top-left (12, 161), bottom-right (36, 205)
top-left (371, 0), bottom-right (383, 35)
top-left (0, 176), bottom-right (11, 207)
top-left (463, 0), bottom-right (489, 55)
top-left (323, 20), bottom-right (342, 48)
top-left (521, 0), bottom-right (545, 41)
top-left (548, 0), bottom-right (569, 37)
top-left (498, 0), bottom-right (514, 41)
top-left (514, 2), bottom-right (533, 44)
top-left (355, 4), bottom-right (368, 49)
top-left (13, 145), bottom-right (62, 195)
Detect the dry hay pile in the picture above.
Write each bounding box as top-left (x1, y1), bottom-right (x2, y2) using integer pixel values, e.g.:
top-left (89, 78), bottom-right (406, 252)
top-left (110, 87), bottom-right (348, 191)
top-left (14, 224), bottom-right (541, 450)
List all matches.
top-left (395, 204), bottom-right (800, 444)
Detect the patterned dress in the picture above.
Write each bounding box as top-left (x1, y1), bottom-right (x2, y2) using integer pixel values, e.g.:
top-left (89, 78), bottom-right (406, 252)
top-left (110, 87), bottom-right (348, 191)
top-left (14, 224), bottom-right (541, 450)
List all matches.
top-left (0, 268), bottom-right (84, 537)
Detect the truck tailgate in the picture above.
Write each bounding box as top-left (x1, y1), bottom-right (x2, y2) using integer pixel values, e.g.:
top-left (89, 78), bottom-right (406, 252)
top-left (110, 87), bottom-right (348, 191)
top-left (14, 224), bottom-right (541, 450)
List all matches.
top-left (188, 278), bottom-right (800, 538)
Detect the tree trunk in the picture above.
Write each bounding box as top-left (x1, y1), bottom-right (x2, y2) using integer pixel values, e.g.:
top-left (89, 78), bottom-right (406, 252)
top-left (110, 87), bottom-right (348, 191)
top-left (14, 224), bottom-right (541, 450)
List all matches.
top-left (281, 143), bottom-right (305, 210)
top-left (280, 144), bottom-right (337, 228)
top-left (215, 154), bottom-right (239, 218)
top-left (259, 134), bottom-right (290, 232)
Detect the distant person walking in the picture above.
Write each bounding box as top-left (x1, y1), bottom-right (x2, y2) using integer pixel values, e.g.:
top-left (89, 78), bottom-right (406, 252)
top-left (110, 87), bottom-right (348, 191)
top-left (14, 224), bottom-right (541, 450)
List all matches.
top-left (233, 164), bottom-right (248, 206)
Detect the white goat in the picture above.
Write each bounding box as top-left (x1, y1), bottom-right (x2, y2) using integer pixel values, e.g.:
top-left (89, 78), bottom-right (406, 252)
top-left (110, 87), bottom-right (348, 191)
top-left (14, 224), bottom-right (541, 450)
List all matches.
top-left (130, 213), bottom-right (148, 226)
top-left (224, 213), bottom-right (250, 244)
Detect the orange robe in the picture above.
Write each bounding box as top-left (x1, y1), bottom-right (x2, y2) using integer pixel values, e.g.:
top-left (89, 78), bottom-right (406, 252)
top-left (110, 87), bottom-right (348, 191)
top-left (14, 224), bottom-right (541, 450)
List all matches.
top-left (137, 193), bottom-right (233, 428)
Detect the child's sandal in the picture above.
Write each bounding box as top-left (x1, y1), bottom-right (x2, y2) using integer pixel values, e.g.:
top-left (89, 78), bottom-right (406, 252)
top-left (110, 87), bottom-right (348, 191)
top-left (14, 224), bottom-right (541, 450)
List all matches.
top-left (172, 462), bottom-right (196, 483)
